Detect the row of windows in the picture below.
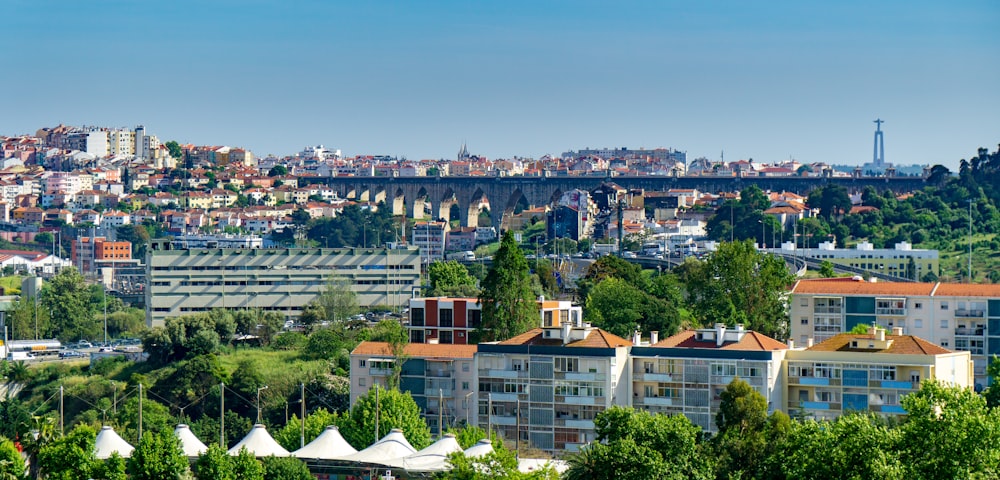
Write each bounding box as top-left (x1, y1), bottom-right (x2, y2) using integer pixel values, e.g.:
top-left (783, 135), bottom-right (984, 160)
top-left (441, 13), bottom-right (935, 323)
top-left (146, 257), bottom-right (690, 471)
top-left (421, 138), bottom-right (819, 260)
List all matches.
top-left (152, 263), bottom-right (417, 272)
top-left (166, 279), bottom-right (415, 287)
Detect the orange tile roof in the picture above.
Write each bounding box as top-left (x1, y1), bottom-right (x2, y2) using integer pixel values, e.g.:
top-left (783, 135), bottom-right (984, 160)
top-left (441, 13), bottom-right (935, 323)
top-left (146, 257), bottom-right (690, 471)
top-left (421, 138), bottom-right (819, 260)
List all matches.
top-left (498, 328), bottom-right (631, 348)
top-left (805, 333), bottom-right (952, 356)
top-left (790, 278), bottom-right (936, 296)
top-left (351, 341), bottom-right (477, 359)
top-left (932, 283), bottom-right (1000, 297)
top-left (653, 330), bottom-right (787, 351)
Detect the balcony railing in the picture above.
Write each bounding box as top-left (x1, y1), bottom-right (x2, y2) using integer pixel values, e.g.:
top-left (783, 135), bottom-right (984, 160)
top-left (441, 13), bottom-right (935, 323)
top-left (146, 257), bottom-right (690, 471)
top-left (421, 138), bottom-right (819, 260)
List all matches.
top-left (956, 309), bottom-right (985, 318)
top-left (876, 308), bottom-right (906, 316)
top-left (954, 327), bottom-right (985, 336)
top-left (425, 369), bottom-right (455, 378)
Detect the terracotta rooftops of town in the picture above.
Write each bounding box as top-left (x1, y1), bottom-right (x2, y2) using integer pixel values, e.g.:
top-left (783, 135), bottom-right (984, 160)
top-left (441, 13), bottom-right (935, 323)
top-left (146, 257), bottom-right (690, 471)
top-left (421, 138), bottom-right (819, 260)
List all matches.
top-left (792, 278), bottom-right (1000, 297)
top-left (499, 328), bottom-right (632, 349)
top-left (352, 341), bottom-right (477, 359)
top-left (653, 330), bottom-right (788, 351)
top-left (806, 333), bottom-right (952, 356)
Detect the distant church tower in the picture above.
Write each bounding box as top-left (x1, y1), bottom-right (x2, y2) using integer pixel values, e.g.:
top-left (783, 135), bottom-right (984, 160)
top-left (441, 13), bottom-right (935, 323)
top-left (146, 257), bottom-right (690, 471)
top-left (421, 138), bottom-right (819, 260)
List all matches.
top-left (457, 142), bottom-right (470, 161)
top-left (873, 118), bottom-right (885, 167)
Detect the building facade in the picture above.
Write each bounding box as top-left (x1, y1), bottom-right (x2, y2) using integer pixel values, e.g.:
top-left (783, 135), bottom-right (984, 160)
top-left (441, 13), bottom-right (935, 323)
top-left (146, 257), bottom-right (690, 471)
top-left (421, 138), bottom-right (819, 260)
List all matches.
top-left (784, 327), bottom-right (972, 420)
top-left (407, 297), bottom-right (582, 346)
top-left (789, 278), bottom-right (1000, 388)
top-left (629, 324), bottom-right (787, 433)
top-left (769, 241), bottom-right (938, 281)
top-left (475, 323), bottom-right (631, 453)
top-left (71, 237), bottom-right (133, 275)
top-left (145, 244), bottom-right (421, 327)
top-left (412, 222), bottom-right (447, 262)
top-left (350, 342), bottom-right (478, 437)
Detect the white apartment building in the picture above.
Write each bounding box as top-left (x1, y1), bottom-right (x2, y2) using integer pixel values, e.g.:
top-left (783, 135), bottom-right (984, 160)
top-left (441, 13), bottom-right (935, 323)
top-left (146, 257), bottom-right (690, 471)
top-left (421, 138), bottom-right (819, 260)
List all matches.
top-left (789, 278), bottom-right (1000, 388)
top-left (412, 221), bottom-right (447, 262)
top-left (629, 324), bottom-right (788, 433)
top-left (769, 241), bottom-right (938, 281)
top-left (350, 342), bottom-right (478, 436)
top-left (144, 244), bottom-right (422, 327)
top-left (475, 322), bottom-right (632, 453)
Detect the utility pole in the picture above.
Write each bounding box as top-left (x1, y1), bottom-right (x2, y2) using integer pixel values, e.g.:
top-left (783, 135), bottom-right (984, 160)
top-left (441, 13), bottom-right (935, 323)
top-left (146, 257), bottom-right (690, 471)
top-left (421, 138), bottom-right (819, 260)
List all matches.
top-left (220, 383), bottom-right (225, 447)
top-left (515, 397), bottom-right (520, 460)
top-left (438, 389), bottom-right (443, 439)
top-left (138, 383), bottom-right (143, 442)
top-left (59, 385), bottom-right (64, 435)
top-left (374, 385), bottom-right (380, 443)
top-left (300, 383), bottom-right (306, 449)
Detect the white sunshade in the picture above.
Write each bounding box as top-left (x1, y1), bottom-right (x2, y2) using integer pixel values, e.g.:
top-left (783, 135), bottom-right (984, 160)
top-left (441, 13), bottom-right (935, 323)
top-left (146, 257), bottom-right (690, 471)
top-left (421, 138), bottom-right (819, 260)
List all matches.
top-left (292, 425), bottom-right (358, 460)
top-left (463, 438), bottom-right (494, 458)
top-left (339, 428), bottom-right (416, 466)
top-left (227, 424), bottom-right (290, 457)
top-left (174, 424), bottom-right (208, 457)
top-left (385, 433), bottom-right (462, 473)
top-left (95, 426), bottom-right (135, 459)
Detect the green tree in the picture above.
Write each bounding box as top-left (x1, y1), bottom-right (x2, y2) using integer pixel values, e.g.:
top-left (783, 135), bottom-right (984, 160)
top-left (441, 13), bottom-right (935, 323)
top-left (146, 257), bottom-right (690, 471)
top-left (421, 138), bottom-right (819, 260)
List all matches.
top-left (686, 240), bottom-right (794, 338)
top-left (584, 277), bottom-right (678, 338)
top-left (6, 295), bottom-right (51, 340)
top-left (427, 260), bottom-right (478, 297)
top-left (478, 231), bottom-right (536, 342)
top-left (985, 355), bottom-right (1000, 409)
top-left (164, 140), bottom-right (183, 160)
top-left (305, 276), bottom-right (360, 326)
top-left (116, 224), bottom-right (152, 259)
top-left (0, 397), bottom-right (31, 442)
top-left (267, 165), bottom-right (288, 177)
top-left (819, 260), bottom-right (836, 278)
top-left (713, 378), bottom-right (769, 479)
top-left (807, 184), bottom-right (853, 220)
top-left (94, 452), bottom-right (128, 480)
top-left (898, 380), bottom-right (1000, 479)
top-left (37, 424), bottom-right (99, 480)
top-left (338, 385), bottom-right (431, 451)
top-left (41, 267), bottom-right (98, 342)
top-left (274, 408), bottom-right (340, 452)
top-left (194, 443), bottom-right (235, 480)
top-left (126, 430), bottom-right (189, 480)
top-left (260, 456), bottom-right (313, 480)
top-left (230, 447), bottom-right (264, 480)
top-left (775, 414), bottom-right (903, 480)
top-left (0, 437), bottom-right (26, 480)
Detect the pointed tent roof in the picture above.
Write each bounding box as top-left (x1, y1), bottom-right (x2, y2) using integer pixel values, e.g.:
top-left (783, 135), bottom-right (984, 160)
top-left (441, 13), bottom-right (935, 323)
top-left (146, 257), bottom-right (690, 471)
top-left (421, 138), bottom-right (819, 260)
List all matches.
top-left (227, 424), bottom-right (290, 457)
top-left (94, 426), bottom-right (135, 459)
top-left (174, 424), bottom-right (208, 458)
top-left (463, 439), bottom-right (494, 458)
top-left (339, 428), bottom-right (416, 465)
top-left (385, 433), bottom-right (462, 472)
top-left (292, 425), bottom-right (358, 460)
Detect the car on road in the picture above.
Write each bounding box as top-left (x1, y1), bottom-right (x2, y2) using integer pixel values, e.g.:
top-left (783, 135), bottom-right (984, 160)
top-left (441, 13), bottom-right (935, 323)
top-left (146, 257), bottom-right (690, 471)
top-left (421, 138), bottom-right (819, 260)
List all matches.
top-left (59, 350), bottom-right (85, 359)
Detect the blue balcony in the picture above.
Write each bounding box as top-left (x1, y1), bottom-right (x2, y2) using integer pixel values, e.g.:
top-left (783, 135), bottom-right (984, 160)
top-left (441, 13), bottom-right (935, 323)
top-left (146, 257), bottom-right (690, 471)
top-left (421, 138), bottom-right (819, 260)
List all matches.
top-left (880, 380), bottom-right (913, 389)
top-left (801, 401), bottom-right (830, 410)
top-left (881, 405), bottom-right (906, 414)
top-left (799, 377), bottom-right (831, 386)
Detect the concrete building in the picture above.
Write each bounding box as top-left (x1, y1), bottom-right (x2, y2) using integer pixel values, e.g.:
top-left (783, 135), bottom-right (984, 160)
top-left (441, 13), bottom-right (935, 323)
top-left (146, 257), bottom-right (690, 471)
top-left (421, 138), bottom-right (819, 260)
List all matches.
top-left (71, 237), bottom-right (133, 275)
top-left (145, 244), bottom-right (421, 327)
top-left (350, 342), bottom-right (477, 436)
top-left (788, 278), bottom-right (1000, 388)
top-left (629, 324), bottom-right (788, 433)
top-left (407, 297), bottom-right (481, 345)
top-left (769, 241), bottom-right (938, 281)
top-left (412, 221), bottom-right (447, 262)
top-left (784, 327), bottom-right (972, 421)
top-left (475, 322), bottom-right (631, 453)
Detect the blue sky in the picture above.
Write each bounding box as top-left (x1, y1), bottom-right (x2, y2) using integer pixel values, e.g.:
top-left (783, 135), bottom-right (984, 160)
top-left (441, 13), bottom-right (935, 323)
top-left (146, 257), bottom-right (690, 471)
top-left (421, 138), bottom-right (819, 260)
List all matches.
top-left (4, 0), bottom-right (998, 168)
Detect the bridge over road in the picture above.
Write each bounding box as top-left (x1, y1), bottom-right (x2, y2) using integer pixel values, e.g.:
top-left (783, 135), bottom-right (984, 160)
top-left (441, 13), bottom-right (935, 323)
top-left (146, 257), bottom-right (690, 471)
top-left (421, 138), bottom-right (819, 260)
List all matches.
top-left (309, 175), bottom-right (926, 228)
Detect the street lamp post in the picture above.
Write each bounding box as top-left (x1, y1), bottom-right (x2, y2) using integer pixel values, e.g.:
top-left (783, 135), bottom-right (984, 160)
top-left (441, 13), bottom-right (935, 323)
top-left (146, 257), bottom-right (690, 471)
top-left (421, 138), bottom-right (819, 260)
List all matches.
top-left (257, 385), bottom-right (269, 423)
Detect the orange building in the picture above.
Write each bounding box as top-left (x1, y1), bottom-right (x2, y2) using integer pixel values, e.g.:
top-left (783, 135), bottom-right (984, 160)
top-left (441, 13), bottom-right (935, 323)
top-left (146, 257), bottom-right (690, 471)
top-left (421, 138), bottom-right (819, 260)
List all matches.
top-left (71, 237), bottom-right (132, 274)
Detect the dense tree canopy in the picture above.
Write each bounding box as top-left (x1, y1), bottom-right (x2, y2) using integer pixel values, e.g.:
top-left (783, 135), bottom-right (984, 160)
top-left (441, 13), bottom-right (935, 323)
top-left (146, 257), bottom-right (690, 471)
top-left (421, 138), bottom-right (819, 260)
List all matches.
top-left (427, 260), bottom-right (479, 297)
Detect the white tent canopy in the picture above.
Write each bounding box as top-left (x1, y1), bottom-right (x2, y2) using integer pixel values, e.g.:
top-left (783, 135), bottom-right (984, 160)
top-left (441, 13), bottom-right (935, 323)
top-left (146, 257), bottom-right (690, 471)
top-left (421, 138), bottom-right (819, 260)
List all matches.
top-left (385, 433), bottom-right (462, 473)
top-left (94, 426), bottom-right (135, 459)
top-left (292, 425), bottom-right (358, 460)
top-left (228, 424), bottom-right (290, 457)
top-left (463, 438), bottom-right (494, 458)
top-left (339, 428), bottom-right (416, 465)
top-left (174, 424), bottom-right (208, 457)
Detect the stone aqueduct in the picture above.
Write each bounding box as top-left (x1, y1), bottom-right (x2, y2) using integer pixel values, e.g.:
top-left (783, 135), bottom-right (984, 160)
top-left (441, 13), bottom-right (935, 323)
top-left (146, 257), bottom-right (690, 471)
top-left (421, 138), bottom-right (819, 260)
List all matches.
top-left (307, 175), bottom-right (927, 229)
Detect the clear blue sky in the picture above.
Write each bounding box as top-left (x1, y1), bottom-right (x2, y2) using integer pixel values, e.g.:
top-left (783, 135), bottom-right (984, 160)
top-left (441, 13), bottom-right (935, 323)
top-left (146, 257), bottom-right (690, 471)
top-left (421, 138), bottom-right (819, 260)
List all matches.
top-left (4, 0), bottom-right (998, 168)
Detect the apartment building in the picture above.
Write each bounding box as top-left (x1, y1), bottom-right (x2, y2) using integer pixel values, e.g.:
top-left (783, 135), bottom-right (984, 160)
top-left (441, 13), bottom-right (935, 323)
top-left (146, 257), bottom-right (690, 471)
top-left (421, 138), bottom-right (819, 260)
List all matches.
top-left (770, 241), bottom-right (938, 281)
top-left (629, 324), bottom-right (788, 433)
top-left (407, 297), bottom-right (582, 346)
top-left (71, 237), bottom-right (133, 275)
top-left (412, 221), bottom-right (447, 262)
top-left (789, 278), bottom-right (1000, 387)
top-left (475, 322), bottom-right (631, 453)
top-left (145, 245), bottom-right (421, 327)
top-left (350, 342), bottom-right (477, 436)
top-left (784, 327), bottom-right (972, 421)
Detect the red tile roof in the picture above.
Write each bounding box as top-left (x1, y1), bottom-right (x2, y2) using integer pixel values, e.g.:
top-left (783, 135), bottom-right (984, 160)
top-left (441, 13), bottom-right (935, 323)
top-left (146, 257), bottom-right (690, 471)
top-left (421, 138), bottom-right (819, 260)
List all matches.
top-left (499, 328), bottom-right (631, 348)
top-left (791, 279), bottom-right (1000, 298)
top-left (806, 333), bottom-right (952, 356)
top-left (653, 330), bottom-right (787, 351)
top-left (351, 341), bottom-right (477, 359)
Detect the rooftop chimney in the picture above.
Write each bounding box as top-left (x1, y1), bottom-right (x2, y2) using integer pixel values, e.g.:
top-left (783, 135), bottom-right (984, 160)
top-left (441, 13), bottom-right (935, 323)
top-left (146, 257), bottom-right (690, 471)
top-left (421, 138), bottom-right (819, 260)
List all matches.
top-left (562, 322), bottom-right (572, 345)
top-left (892, 327), bottom-right (904, 336)
top-left (715, 324), bottom-right (726, 347)
top-left (787, 339), bottom-right (795, 349)
top-left (876, 328), bottom-right (886, 342)
top-left (807, 337), bottom-right (814, 348)
top-left (650, 331), bottom-right (659, 345)
top-left (633, 330), bottom-right (641, 346)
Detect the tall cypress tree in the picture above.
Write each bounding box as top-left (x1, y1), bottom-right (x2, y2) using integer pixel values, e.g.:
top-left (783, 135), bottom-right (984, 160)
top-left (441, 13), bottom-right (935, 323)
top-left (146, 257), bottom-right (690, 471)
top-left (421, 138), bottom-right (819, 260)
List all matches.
top-left (477, 231), bottom-right (537, 342)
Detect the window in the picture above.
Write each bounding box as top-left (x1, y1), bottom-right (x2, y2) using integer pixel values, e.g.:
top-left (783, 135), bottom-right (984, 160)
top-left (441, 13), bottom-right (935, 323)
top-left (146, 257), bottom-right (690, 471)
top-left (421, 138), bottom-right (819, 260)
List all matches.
top-left (801, 317), bottom-right (809, 325)
top-left (554, 358), bottom-right (579, 372)
top-left (870, 365), bottom-right (896, 381)
top-left (439, 309), bottom-right (454, 327)
top-left (941, 302), bottom-right (949, 310)
top-left (359, 359), bottom-right (366, 367)
top-left (469, 309), bottom-right (482, 328)
top-left (410, 308), bottom-right (425, 326)
top-left (915, 319), bottom-right (923, 329)
top-left (940, 320), bottom-right (949, 329)
top-left (440, 331), bottom-right (453, 344)
top-left (359, 378), bottom-right (366, 387)
top-left (914, 302), bottom-right (923, 309)
top-left (800, 298), bottom-right (809, 307)
top-left (462, 381), bottom-right (470, 390)
top-left (462, 362), bottom-right (470, 372)
top-left (940, 340), bottom-right (949, 348)
top-left (711, 363), bottom-right (737, 376)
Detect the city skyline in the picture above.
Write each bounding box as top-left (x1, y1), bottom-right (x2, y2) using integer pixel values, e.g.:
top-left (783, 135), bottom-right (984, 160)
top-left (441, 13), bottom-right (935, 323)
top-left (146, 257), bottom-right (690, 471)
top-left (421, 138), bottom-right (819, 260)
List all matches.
top-left (3, 1), bottom-right (998, 168)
